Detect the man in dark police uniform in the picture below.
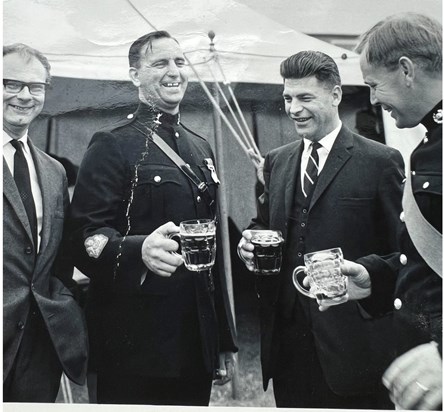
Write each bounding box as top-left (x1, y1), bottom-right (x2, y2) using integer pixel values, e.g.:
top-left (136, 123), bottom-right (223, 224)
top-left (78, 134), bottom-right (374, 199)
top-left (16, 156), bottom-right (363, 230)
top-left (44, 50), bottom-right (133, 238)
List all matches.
top-left (339, 13), bottom-right (442, 410)
top-left (68, 30), bottom-right (237, 405)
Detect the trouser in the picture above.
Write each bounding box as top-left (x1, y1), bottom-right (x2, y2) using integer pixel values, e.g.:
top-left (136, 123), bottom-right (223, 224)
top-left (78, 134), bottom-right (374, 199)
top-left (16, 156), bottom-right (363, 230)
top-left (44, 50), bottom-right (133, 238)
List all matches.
top-left (272, 300), bottom-right (393, 409)
top-left (4, 299), bottom-right (62, 402)
top-left (96, 371), bottom-right (213, 405)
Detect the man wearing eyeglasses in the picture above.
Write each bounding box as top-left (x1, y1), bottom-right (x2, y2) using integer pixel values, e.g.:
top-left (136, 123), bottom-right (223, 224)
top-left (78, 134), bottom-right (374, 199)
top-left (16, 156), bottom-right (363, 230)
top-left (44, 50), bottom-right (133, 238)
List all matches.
top-left (3, 43), bottom-right (88, 402)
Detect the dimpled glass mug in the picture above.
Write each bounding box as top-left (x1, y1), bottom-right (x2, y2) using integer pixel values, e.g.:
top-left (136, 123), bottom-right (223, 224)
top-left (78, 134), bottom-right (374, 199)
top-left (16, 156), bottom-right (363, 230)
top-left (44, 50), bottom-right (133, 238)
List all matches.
top-left (292, 247), bottom-right (348, 306)
top-left (241, 230), bottom-right (284, 275)
top-left (169, 219), bottom-right (216, 271)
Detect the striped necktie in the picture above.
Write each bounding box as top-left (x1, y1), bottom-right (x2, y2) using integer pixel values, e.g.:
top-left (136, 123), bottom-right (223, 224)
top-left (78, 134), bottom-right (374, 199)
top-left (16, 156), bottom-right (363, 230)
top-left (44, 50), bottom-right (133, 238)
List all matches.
top-left (303, 141), bottom-right (322, 198)
top-left (10, 139), bottom-right (38, 249)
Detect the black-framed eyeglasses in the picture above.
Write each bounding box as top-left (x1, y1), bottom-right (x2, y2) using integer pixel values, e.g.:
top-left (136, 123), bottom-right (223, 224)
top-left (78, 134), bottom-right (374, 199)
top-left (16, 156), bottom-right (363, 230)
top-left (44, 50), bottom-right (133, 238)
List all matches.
top-left (3, 79), bottom-right (49, 96)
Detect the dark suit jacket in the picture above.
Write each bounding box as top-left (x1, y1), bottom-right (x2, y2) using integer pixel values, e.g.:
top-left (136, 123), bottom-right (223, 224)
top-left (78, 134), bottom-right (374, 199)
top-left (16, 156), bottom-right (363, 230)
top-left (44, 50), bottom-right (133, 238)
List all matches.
top-left (250, 125), bottom-right (405, 395)
top-left (3, 139), bottom-right (88, 385)
top-left (68, 106), bottom-right (237, 378)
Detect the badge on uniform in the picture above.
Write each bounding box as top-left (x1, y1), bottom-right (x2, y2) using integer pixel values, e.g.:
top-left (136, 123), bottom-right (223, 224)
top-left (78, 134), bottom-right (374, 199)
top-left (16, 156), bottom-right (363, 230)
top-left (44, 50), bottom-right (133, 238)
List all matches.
top-left (84, 234), bottom-right (109, 259)
top-left (204, 158), bottom-right (221, 184)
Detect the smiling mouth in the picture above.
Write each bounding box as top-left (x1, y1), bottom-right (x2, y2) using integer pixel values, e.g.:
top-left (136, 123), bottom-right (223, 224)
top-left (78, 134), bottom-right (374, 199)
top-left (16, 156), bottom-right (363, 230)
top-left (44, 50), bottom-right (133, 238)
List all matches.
top-left (10, 104), bottom-right (33, 112)
top-left (162, 83), bottom-right (180, 88)
top-left (293, 117), bottom-right (311, 123)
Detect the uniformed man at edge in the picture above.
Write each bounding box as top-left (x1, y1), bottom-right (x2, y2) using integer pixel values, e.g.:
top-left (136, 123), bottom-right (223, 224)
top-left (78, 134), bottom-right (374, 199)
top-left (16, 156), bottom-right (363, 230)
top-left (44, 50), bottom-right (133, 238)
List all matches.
top-left (332, 13), bottom-right (442, 411)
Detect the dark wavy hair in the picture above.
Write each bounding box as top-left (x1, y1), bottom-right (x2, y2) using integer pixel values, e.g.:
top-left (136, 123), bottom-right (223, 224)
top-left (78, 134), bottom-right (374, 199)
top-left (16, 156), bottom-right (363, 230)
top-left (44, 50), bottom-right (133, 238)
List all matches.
top-left (280, 50), bottom-right (341, 89)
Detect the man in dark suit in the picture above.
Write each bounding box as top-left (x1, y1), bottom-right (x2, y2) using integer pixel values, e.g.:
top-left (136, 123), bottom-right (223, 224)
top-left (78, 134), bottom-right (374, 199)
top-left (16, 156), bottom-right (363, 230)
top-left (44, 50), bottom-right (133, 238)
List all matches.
top-left (68, 30), bottom-right (237, 405)
top-left (238, 51), bottom-right (404, 409)
top-left (339, 13), bottom-right (442, 410)
top-left (3, 43), bottom-right (88, 402)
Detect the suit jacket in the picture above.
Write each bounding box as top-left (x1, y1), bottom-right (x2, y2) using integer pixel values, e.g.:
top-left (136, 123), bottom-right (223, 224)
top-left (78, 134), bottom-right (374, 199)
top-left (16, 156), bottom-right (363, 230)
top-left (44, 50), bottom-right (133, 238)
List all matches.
top-left (68, 105), bottom-right (237, 378)
top-left (251, 125), bottom-right (405, 395)
top-left (3, 138), bottom-right (88, 385)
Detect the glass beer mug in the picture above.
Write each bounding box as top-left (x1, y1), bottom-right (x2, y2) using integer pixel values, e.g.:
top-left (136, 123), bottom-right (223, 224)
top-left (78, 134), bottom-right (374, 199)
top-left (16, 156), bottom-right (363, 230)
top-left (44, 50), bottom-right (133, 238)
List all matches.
top-left (240, 230), bottom-right (284, 275)
top-left (169, 219), bottom-right (216, 271)
top-left (292, 247), bottom-right (348, 306)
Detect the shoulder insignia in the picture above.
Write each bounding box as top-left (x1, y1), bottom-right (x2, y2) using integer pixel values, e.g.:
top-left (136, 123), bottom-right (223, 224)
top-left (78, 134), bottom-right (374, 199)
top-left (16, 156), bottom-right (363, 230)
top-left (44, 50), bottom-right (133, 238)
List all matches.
top-left (433, 109), bottom-right (442, 124)
top-left (84, 234), bottom-right (109, 259)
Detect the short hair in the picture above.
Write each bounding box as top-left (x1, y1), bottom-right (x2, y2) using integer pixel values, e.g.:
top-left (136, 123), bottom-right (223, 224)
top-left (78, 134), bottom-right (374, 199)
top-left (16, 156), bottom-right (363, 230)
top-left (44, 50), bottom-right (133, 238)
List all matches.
top-left (280, 51), bottom-right (342, 88)
top-left (355, 13), bottom-right (442, 74)
top-left (128, 30), bottom-right (179, 68)
top-left (3, 43), bottom-right (51, 83)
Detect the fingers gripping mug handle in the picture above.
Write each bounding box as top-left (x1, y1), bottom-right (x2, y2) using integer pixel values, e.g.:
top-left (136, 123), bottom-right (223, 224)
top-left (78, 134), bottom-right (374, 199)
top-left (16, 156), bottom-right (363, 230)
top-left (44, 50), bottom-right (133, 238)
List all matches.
top-left (237, 239), bottom-right (252, 266)
top-left (292, 266), bottom-right (314, 298)
top-left (167, 233), bottom-right (182, 258)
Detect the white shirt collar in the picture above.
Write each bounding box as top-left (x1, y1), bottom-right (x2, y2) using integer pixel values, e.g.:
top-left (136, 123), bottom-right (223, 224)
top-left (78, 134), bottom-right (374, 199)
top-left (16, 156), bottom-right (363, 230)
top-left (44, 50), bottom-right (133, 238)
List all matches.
top-left (3, 129), bottom-right (30, 152)
top-left (303, 121), bottom-right (342, 153)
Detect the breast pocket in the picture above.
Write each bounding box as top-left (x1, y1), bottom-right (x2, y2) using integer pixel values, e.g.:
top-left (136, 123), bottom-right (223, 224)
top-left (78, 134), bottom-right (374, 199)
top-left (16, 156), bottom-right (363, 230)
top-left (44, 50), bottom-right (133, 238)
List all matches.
top-left (338, 197), bottom-right (375, 208)
top-left (130, 166), bottom-right (182, 221)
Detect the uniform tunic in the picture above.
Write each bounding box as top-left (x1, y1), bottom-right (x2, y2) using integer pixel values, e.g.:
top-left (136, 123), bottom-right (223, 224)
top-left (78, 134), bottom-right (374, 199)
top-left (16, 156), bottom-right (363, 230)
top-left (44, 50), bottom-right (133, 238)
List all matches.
top-left (361, 101), bottom-right (442, 356)
top-left (68, 104), bottom-right (237, 386)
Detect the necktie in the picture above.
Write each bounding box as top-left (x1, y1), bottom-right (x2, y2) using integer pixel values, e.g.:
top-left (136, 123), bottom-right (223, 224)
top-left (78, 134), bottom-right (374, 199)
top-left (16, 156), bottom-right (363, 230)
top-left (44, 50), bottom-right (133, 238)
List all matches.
top-left (10, 139), bottom-right (38, 249)
top-left (303, 141), bottom-right (322, 198)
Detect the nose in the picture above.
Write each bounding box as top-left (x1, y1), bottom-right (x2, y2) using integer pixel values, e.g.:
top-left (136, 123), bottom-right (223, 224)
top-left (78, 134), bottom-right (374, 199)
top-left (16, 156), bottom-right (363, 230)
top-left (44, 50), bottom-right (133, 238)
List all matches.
top-left (16, 85), bottom-right (33, 99)
top-left (288, 99), bottom-right (303, 116)
top-left (166, 61), bottom-right (180, 77)
top-left (369, 88), bottom-right (379, 106)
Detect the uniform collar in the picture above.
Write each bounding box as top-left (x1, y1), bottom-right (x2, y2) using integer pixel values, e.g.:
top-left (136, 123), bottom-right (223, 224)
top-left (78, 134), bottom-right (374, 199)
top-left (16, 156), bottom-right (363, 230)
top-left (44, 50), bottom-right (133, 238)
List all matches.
top-left (135, 103), bottom-right (180, 128)
top-left (420, 100), bottom-right (442, 135)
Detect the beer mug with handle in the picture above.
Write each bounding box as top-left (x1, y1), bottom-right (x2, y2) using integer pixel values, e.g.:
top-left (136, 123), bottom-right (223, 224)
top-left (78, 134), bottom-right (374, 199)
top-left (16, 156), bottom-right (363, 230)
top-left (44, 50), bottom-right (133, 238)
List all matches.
top-left (240, 230), bottom-right (284, 275)
top-left (169, 219), bottom-right (216, 271)
top-left (292, 247), bottom-right (348, 306)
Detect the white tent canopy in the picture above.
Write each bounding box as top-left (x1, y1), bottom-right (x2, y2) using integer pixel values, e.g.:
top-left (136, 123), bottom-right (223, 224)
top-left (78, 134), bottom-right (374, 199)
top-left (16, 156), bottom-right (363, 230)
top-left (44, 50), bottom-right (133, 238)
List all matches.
top-left (4, 0), bottom-right (363, 85)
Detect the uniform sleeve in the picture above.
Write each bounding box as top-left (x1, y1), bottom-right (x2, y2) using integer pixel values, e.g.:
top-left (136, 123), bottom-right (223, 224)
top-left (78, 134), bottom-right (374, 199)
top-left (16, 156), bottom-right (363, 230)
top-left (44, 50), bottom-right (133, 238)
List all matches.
top-left (357, 148), bottom-right (405, 316)
top-left (68, 132), bottom-right (146, 292)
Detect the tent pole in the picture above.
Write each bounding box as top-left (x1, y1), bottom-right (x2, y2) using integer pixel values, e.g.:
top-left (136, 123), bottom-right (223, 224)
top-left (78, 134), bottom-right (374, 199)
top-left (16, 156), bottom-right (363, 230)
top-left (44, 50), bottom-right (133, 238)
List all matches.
top-left (211, 81), bottom-right (240, 400)
top-left (209, 32), bottom-right (239, 399)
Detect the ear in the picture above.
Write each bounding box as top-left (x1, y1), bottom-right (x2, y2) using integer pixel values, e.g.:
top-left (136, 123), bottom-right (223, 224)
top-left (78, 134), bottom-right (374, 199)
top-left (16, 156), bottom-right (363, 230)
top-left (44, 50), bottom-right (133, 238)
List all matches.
top-left (129, 67), bottom-right (141, 87)
top-left (331, 85), bottom-right (343, 107)
top-left (398, 57), bottom-right (415, 85)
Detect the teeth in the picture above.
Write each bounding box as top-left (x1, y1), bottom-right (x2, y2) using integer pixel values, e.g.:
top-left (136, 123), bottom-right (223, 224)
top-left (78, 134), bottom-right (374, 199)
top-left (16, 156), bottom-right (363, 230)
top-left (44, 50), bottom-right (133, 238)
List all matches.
top-left (295, 117), bottom-right (310, 122)
top-left (164, 83), bottom-right (179, 87)
top-left (11, 105), bottom-right (32, 111)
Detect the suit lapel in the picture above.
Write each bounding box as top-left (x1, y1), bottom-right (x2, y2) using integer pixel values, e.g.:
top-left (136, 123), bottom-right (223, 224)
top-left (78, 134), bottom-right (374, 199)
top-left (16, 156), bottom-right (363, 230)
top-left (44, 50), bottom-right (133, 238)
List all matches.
top-left (28, 139), bottom-right (53, 255)
top-left (284, 140), bottom-right (303, 219)
top-left (3, 157), bottom-right (35, 243)
top-left (310, 126), bottom-right (353, 210)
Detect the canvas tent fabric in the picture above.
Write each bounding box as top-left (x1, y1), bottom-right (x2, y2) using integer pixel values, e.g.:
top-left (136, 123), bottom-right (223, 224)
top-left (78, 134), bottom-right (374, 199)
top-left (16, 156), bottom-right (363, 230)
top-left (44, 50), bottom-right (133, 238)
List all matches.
top-left (3, 0), bottom-right (363, 85)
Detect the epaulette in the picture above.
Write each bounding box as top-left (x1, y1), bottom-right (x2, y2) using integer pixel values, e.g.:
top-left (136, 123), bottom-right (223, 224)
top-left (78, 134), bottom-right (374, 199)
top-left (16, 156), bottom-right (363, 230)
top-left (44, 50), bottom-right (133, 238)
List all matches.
top-left (96, 111), bottom-right (138, 133)
top-left (180, 123), bottom-right (207, 141)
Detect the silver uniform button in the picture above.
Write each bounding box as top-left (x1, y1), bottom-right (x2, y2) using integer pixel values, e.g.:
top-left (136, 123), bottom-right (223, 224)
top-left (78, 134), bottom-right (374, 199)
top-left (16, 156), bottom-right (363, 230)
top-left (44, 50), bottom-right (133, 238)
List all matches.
top-left (400, 254), bottom-right (408, 265)
top-left (400, 211), bottom-right (405, 222)
top-left (394, 298), bottom-right (402, 310)
top-left (154, 176), bottom-right (161, 183)
top-left (175, 132), bottom-right (180, 138)
top-left (411, 171), bottom-right (416, 176)
top-left (423, 136), bottom-right (429, 144)
top-left (127, 113), bottom-right (134, 119)
top-left (196, 196), bottom-right (202, 203)
top-left (423, 181), bottom-right (430, 189)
